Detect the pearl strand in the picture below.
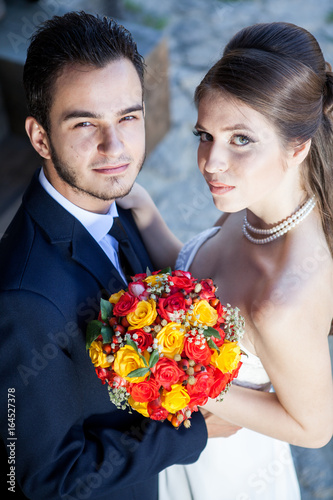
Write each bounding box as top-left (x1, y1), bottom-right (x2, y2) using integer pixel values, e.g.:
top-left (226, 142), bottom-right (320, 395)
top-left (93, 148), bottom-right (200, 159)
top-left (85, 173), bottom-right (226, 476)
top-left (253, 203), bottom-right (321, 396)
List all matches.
top-left (242, 196), bottom-right (316, 245)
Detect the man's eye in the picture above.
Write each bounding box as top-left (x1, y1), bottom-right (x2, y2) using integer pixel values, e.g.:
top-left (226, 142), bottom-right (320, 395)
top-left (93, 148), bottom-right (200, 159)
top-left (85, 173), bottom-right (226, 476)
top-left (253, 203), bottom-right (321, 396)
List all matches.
top-left (75, 122), bottom-right (92, 128)
top-left (193, 129), bottom-right (213, 142)
top-left (121, 115), bottom-right (136, 122)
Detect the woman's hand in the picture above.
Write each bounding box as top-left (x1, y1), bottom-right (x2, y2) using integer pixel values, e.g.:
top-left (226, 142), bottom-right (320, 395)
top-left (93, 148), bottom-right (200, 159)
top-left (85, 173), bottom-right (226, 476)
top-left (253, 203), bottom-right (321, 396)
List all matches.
top-left (116, 182), bottom-right (182, 270)
top-left (200, 408), bottom-right (242, 438)
top-left (116, 182), bottom-right (151, 212)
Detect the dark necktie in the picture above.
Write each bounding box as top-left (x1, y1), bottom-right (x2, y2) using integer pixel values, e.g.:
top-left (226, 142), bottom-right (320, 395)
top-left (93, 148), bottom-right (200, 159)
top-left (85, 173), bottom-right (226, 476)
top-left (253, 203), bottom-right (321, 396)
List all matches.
top-left (108, 217), bottom-right (143, 280)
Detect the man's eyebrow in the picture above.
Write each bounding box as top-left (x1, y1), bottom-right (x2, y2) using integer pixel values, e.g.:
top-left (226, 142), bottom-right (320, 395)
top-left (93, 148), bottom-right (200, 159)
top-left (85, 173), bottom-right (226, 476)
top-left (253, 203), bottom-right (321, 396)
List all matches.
top-left (116, 105), bottom-right (144, 117)
top-left (62, 111), bottom-right (103, 122)
top-left (61, 105), bottom-right (144, 122)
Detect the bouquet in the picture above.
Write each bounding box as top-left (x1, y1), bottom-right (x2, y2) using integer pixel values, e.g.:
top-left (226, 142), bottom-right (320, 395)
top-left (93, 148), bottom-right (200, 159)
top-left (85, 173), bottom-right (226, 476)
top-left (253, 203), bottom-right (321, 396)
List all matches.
top-left (86, 268), bottom-right (245, 428)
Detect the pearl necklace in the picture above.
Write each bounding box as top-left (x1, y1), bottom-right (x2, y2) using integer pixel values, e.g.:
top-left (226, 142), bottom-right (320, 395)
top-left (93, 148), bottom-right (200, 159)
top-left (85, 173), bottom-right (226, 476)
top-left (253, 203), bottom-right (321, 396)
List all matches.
top-left (242, 195), bottom-right (316, 245)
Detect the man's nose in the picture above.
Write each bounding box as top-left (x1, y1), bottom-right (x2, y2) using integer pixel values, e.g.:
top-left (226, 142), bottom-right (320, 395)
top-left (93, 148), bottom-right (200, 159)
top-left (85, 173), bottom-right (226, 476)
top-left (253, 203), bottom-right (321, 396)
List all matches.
top-left (97, 126), bottom-right (124, 156)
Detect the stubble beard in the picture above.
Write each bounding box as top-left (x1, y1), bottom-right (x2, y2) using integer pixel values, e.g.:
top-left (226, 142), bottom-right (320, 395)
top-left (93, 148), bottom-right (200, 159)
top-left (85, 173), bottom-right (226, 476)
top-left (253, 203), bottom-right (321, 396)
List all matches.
top-left (48, 140), bottom-right (145, 202)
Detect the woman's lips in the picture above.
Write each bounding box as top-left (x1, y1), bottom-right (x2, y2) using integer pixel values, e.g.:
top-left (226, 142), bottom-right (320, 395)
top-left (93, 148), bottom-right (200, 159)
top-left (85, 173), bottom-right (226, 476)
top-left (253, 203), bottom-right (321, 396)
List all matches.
top-left (208, 181), bottom-right (235, 195)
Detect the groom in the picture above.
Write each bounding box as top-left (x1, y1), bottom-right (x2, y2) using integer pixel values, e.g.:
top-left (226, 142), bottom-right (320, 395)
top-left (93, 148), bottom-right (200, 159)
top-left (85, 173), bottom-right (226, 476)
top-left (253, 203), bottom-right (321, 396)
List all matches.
top-left (0, 12), bottom-right (208, 499)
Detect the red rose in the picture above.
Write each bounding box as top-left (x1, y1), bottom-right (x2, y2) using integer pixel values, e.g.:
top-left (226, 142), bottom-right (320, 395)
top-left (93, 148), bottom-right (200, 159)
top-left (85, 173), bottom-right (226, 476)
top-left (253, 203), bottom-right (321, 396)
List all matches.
top-left (231, 360), bottom-right (242, 380)
top-left (113, 292), bottom-right (138, 316)
top-left (184, 334), bottom-right (211, 365)
top-left (147, 398), bottom-right (169, 421)
top-left (152, 358), bottom-right (184, 391)
top-left (131, 273), bottom-right (148, 281)
top-left (157, 292), bottom-right (187, 322)
top-left (95, 368), bottom-right (128, 388)
top-left (211, 326), bottom-right (226, 347)
top-left (199, 279), bottom-right (216, 300)
top-left (208, 366), bottom-right (231, 399)
top-left (215, 302), bottom-right (225, 324)
top-left (95, 367), bottom-right (109, 385)
top-left (188, 392), bottom-right (209, 408)
top-left (128, 329), bottom-right (153, 351)
top-left (169, 271), bottom-right (196, 292)
top-left (186, 370), bottom-right (215, 407)
top-left (128, 280), bottom-right (148, 300)
top-left (129, 378), bottom-right (161, 403)
top-left (106, 372), bottom-right (128, 389)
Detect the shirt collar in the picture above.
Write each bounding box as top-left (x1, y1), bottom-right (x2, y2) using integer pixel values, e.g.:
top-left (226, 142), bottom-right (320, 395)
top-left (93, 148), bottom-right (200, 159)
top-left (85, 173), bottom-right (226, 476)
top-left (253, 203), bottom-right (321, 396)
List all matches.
top-left (38, 168), bottom-right (118, 243)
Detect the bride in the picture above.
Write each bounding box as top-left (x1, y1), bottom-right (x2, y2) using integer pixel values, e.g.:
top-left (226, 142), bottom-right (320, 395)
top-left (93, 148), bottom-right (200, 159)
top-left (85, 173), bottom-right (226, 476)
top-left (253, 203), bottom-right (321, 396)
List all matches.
top-left (119, 22), bottom-right (333, 499)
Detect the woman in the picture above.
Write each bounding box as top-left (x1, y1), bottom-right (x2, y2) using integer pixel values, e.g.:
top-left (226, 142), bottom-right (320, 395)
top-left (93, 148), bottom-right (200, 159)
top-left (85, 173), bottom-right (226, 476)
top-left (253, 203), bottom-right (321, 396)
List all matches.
top-left (119, 22), bottom-right (333, 499)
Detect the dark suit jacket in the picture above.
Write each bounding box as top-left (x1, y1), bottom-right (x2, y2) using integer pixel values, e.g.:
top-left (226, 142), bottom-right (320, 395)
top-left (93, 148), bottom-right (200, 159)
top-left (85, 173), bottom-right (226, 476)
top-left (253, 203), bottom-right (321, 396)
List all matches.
top-left (0, 171), bottom-right (207, 499)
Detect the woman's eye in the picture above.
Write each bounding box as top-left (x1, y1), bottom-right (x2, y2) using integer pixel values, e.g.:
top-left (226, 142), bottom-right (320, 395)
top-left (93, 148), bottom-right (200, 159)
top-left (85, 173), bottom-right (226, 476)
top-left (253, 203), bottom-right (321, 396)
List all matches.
top-left (232, 135), bottom-right (252, 146)
top-left (193, 129), bottom-right (213, 142)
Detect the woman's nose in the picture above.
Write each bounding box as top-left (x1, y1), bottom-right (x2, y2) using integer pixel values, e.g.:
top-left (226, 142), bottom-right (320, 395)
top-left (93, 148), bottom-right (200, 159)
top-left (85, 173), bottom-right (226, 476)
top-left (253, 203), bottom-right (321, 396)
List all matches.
top-left (200, 142), bottom-right (229, 174)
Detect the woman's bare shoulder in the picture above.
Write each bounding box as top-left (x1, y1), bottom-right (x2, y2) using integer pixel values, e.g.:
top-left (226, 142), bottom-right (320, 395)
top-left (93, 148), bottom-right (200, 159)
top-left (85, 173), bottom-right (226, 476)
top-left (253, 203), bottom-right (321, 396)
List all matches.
top-left (252, 236), bottom-right (333, 340)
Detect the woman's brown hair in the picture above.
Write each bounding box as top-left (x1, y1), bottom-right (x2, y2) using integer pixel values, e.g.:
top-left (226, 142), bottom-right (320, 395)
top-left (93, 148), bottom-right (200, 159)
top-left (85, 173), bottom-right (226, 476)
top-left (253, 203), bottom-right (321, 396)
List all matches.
top-left (195, 22), bottom-right (333, 257)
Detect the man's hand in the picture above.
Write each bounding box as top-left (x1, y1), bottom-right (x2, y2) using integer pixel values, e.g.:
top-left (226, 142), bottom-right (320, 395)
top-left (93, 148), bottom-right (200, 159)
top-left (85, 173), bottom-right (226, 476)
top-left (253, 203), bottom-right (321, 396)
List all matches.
top-left (201, 408), bottom-right (242, 438)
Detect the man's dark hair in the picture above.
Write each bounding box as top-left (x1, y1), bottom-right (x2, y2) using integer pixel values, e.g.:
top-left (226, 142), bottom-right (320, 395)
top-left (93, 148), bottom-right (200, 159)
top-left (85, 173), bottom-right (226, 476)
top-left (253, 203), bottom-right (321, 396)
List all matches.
top-left (23, 11), bottom-right (145, 132)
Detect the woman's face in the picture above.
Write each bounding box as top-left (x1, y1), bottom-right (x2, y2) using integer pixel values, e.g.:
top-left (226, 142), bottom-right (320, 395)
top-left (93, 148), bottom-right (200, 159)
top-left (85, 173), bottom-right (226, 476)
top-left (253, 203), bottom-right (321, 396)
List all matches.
top-left (195, 90), bottom-right (292, 217)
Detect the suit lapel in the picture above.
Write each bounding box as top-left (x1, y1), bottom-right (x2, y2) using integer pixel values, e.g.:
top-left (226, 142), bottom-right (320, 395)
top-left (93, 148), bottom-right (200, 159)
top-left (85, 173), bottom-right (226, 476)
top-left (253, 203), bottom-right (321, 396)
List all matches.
top-left (71, 221), bottom-right (127, 292)
top-left (24, 170), bottom-right (127, 294)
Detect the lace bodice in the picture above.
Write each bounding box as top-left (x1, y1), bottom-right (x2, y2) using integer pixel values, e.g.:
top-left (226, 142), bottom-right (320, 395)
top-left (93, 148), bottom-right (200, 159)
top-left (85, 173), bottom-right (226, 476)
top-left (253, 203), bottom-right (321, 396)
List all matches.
top-left (176, 227), bottom-right (271, 390)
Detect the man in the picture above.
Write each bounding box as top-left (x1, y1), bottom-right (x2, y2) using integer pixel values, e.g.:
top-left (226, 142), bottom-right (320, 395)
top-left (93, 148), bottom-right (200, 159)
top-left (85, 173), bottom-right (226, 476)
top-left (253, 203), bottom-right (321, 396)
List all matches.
top-left (0, 12), bottom-right (207, 499)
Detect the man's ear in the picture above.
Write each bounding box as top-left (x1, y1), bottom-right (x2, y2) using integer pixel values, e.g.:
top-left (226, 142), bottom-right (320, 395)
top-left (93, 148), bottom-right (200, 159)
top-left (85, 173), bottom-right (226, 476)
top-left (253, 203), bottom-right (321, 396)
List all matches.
top-left (25, 117), bottom-right (51, 160)
top-left (287, 138), bottom-right (312, 167)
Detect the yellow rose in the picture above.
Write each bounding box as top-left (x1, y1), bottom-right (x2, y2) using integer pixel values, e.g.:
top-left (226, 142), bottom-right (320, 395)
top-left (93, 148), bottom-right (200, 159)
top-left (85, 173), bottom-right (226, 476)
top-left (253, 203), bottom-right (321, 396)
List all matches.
top-left (113, 345), bottom-right (149, 383)
top-left (211, 341), bottom-right (241, 373)
top-left (109, 290), bottom-right (125, 304)
top-left (155, 322), bottom-right (185, 359)
top-left (126, 299), bottom-right (157, 329)
top-left (161, 384), bottom-right (190, 413)
top-left (89, 341), bottom-right (112, 368)
top-left (188, 300), bottom-right (218, 327)
top-left (128, 396), bottom-right (149, 418)
top-left (144, 274), bottom-right (165, 287)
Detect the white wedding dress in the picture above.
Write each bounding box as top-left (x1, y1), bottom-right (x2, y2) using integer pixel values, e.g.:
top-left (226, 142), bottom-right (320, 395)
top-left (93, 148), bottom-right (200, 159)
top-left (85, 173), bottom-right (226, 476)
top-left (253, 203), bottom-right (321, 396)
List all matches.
top-left (158, 227), bottom-right (301, 500)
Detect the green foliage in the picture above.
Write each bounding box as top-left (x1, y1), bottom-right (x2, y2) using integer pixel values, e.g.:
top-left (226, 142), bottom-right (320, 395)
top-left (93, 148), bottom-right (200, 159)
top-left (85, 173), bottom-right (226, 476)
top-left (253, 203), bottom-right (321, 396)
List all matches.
top-left (203, 326), bottom-right (221, 339)
top-left (86, 320), bottom-right (103, 350)
top-left (123, 1), bottom-right (168, 30)
top-left (100, 298), bottom-right (113, 322)
top-left (326, 11), bottom-right (333, 23)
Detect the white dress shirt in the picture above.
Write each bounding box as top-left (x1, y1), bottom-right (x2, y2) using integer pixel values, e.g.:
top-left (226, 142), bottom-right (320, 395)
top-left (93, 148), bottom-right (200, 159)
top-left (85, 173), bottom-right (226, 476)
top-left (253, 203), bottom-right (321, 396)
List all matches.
top-left (39, 169), bottom-right (127, 283)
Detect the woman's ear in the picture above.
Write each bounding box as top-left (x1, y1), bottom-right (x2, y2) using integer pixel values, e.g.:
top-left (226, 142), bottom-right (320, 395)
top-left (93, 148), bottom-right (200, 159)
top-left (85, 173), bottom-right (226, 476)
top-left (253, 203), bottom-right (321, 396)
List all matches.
top-left (25, 117), bottom-right (51, 160)
top-left (287, 138), bottom-right (312, 167)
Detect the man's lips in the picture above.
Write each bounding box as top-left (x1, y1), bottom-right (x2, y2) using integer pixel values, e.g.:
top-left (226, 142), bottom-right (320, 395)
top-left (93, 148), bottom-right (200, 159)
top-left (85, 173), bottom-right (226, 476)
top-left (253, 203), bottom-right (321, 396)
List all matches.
top-left (93, 164), bottom-right (129, 174)
top-left (208, 181), bottom-right (235, 194)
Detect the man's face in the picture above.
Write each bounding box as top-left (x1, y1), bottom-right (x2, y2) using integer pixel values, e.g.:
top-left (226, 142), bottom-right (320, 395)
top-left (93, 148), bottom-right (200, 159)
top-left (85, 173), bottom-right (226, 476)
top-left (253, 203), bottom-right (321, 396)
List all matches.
top-left (43, 58), bottom-right (145, 213)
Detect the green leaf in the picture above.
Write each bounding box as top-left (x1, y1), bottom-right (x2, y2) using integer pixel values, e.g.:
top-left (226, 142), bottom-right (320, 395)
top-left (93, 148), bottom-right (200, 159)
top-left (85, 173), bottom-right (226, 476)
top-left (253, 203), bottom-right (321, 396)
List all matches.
top-left (149, 349), bottom-right (159, 369)
top-left (159, 266), bottom-right (172, 275)
top-left (139, 353), bottom-right (148, 367)
top-left (203, 326), bottom-right (221, 339)
top-left (86, 320), bottom-right (103, 350)
top-left (126, 338), bottom-right (139, 353)
top-left (101, 325), bottom-right (113, 344)
top-left (100, 298), bottom-right (113, 321)
top-left (207, 338), bottom-right (220, 354)
top-left (127, 367), bottom-right (150, 378)
top-left (126, 338), bottom-right (148, 366)
top-left (146, 267), bottom-right (152, 276)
